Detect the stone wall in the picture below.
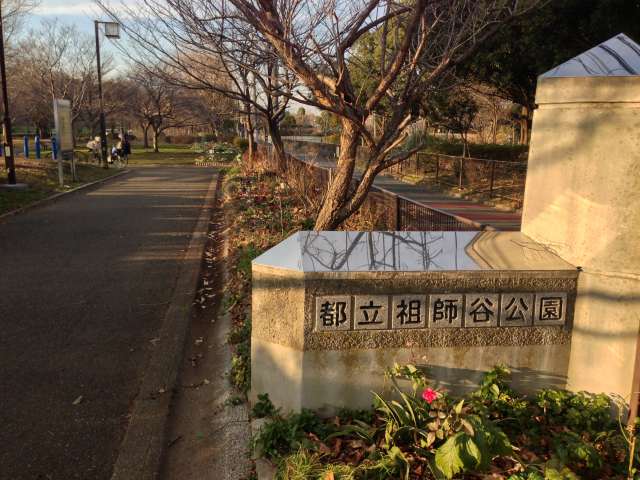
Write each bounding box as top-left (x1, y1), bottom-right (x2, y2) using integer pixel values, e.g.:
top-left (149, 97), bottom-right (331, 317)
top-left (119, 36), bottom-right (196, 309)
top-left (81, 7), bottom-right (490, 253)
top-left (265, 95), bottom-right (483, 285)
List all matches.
top-left (252, 263), bottom-right (576, 413)
top-left (522, 75), bottom-right (640, 403)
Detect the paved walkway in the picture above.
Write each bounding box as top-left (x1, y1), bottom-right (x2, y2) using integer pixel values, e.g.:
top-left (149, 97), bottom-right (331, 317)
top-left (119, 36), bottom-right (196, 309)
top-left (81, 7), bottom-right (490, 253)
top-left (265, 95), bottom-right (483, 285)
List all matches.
top-left (0, 167), bottom-right (217, 479)
top-left (295, 153), bottom-right (522, 231)
top-left (370, 174), bottom-right (522, 231)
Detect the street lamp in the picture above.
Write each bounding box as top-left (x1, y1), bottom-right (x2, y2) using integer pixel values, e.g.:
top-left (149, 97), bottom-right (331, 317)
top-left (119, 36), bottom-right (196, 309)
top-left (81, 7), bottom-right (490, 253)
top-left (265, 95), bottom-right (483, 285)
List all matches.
top-left (94, 20), bottom-right (120, 169)
top-left (0, 1), bottom-right (16, 184)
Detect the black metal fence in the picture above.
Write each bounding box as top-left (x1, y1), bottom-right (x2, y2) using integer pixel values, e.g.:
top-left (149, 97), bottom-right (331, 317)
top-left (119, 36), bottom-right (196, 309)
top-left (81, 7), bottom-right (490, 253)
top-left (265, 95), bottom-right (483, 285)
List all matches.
top-left (277, 140), bottom-right (527, 207)
top-left (389, 152), bottom-right (527, 207)
top-left (256, 143), bottom-right (483, 231)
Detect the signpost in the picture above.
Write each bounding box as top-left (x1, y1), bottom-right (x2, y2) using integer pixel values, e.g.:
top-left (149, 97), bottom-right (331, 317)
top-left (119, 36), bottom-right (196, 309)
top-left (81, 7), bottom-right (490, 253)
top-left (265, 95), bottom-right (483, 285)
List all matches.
top-left (53, 99), bottom-right (75, 185)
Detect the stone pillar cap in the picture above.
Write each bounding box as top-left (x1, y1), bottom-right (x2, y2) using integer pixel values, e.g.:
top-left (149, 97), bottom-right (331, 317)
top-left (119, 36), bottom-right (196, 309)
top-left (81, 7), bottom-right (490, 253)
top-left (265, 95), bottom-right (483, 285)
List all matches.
top-left (537, 33), bottom-right (640, 104)
top-left (252, 231), bottom-right (577, 274)
top-left (541, 33), bottom-right (640, 79)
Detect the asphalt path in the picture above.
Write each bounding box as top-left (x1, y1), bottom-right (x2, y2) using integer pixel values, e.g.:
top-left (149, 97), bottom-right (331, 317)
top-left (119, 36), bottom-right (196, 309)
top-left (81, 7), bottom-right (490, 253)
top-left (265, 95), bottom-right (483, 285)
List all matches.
top-left (0, 167), bottom-right (217, 480)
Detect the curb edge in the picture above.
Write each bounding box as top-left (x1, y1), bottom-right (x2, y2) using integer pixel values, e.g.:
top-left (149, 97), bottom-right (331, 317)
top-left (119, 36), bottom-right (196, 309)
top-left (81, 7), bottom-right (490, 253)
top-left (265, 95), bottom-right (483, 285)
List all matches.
top-left (109, 172), bottom-right (221, 480)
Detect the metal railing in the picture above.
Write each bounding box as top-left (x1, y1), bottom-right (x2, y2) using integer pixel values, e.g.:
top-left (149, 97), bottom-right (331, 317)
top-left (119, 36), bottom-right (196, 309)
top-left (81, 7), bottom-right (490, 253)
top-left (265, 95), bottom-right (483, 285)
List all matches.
top-left (390, 152), bottom-right (527, 207)
top-left (256, 143), bottom-right (483, 231)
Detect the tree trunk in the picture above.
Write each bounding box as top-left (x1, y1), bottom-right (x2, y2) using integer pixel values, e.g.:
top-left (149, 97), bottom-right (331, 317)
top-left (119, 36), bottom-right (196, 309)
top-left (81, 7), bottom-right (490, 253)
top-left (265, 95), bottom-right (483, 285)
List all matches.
top-left (247, 132), bottom-right (256, 166)
top-left (143, 123), bottom-right (150, 149)
top-left (519, 106), bottom-right (530, 145)
top-left (246, 112), bottom-right (256, 169)
top-left (152, 127), bottom-right (160, 152)
top-left (491, 112), bottom-right (498, 144)
top-left (462, 136), bottom-right (469, 157)
top-left (70, 119), bottom-right (77, 149)
top-left (266, 117), bottom-right (286, 172)
top-left (314, 120), bottom-right (361, 230)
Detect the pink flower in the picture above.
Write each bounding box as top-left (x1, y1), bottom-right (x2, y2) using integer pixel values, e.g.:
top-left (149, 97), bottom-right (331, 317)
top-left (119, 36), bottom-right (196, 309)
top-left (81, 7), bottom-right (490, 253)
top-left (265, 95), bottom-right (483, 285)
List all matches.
top-left (422, 388), bottom-right (439, 404)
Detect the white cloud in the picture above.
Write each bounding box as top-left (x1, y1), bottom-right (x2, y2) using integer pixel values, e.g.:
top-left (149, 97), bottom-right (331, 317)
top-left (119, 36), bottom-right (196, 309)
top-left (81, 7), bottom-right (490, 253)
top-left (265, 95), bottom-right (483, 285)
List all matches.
top-left (33, 0), bottom-right (140, 17)
top-left (33, 1), bottom-right (96, 16)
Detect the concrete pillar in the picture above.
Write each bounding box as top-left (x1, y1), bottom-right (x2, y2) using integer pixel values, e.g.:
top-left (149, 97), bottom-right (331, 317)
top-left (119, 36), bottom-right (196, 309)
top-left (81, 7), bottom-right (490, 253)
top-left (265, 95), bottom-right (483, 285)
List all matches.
top-left (521, 35), bottom-right (640, 403)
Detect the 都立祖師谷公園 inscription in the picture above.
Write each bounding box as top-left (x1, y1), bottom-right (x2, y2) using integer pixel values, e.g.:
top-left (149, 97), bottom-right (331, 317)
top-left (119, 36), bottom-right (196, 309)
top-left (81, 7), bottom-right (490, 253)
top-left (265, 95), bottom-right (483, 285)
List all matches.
top-left (315, 292), bottom-right (567, 331)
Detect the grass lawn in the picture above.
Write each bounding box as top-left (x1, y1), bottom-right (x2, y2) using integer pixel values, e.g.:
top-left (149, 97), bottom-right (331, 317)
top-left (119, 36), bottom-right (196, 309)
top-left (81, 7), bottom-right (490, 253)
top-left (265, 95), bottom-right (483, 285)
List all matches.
top-left (0, 161), bottom-right (121, 216)
top-left (128, 144), bottom-right (199, 165)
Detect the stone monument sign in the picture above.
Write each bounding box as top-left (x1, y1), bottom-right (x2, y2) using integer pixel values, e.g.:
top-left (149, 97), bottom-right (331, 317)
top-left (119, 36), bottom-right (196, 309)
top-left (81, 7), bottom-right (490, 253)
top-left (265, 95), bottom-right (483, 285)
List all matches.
top-left (251, 33), bottom-right (640, 415)
top-left (251, 231), bottom-right (576, 413)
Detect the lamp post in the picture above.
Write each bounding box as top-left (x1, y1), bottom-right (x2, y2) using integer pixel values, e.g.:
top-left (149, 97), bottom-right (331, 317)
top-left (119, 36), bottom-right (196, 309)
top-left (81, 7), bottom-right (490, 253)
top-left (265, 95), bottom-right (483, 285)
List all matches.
top-left (0, 1), bottom-right (16, 184)
top-left (94, 20), bottom-right (120, 169)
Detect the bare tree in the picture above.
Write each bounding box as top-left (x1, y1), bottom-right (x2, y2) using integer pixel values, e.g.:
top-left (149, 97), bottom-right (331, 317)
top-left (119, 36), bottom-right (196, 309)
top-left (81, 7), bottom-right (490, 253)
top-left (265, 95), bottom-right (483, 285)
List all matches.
top-left (97, 0), bottom-right (540, 228)
top-left (194, 88), bottom-right (237, 139)
top-left (200, 0), bottom-right (542, 229)
top-left (97, 0), bottom-right (296, 166)
top-left (2, 0), bottom-right (39, 41)
top-left (11, 19), bottom-right (103, 140)
top-left (467, 84), bottom-right (513, 145)
top-left (129, 65), bottom-right (206, 152)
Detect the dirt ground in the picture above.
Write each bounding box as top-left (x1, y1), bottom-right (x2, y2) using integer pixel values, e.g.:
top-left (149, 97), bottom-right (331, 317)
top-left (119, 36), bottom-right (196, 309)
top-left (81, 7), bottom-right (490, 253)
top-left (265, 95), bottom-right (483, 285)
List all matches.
top-left (159, 174), bottom-right (252, 480)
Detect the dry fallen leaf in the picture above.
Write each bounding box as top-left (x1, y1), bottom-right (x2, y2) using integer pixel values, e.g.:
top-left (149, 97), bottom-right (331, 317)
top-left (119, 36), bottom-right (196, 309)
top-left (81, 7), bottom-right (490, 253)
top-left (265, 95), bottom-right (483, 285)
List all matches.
top-left (72, 395), bottom-right (83, 405)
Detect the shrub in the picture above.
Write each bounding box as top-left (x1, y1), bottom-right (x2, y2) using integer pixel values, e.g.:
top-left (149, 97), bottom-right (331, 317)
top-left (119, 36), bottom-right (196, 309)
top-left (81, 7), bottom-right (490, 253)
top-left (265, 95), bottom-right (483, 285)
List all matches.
top-left (230, 340), bottom-right (250, 393)
top-left (232, 136), bottom-right (249, 152)
top-left (253, 409), bottom-right (335, 460)
top-left (165, 134), bottom-right (196, 144)
top-left (198, 133), bottom-right (217, 142)
top-left (255, 364), bottom-right (637, 480)
top-left (227, 313), bottom-right (251, 345)
top-left (252, 393), bottom-right (279, 419)
top-left (236, 243), bottom-right (260, 279)
top-left (535, 389), bottom-right (612, 433)
top-left (402, 132), bottom-right (528, 161)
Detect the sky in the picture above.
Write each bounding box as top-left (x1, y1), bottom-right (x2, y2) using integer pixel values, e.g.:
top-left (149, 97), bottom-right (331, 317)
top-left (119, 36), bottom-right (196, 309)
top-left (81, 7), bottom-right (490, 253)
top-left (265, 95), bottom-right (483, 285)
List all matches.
top-left (27, 0), bottom-right (127, 62)
top-left (33, 0), bottom-right (96, 19)
top-left (31, 0), bottom-right (107, 33)
top-left (27, 0), bottom-right (316, 114)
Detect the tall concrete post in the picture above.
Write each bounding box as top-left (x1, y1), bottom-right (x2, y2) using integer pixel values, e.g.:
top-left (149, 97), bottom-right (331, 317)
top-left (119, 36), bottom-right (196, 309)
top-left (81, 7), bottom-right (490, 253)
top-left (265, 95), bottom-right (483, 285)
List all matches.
top-left (521, 34), bottom-right (640, 406)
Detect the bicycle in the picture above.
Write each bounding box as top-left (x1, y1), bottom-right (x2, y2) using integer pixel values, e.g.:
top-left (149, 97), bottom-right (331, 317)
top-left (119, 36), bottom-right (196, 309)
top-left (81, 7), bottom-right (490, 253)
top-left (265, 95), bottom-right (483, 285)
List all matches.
top-left (111, 151), bottom-right (128, 169)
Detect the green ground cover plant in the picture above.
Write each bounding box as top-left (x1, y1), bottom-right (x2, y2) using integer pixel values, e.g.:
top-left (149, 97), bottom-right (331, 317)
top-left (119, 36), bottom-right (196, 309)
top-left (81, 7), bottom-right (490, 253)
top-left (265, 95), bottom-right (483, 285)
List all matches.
top-left (0, 161), bottom-right (121, 215)
top-left (252, 365), bottom-right (638, 480)
top-left (193, 142), bottom-right (242, 164)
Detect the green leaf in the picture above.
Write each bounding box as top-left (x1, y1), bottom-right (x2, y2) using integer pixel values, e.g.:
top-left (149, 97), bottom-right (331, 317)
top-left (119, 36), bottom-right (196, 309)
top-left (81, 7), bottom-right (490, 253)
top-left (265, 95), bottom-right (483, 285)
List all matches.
top-left (544, 466), bottom-right (580, 480)
top-left (466, 415), bottom-right (512, 468)
top-left (454, 399), bottom-right (465, 414)
top-left (434, 432), bottom-right (467, 479)
top-left (491, 384), bottom-right (500, 397)
top-left (465, 437), bottom-right (482, 466)
top-left (461, 419), bottom-right (475, 437)
top-left (433, 432), bottom-right (482, 479)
